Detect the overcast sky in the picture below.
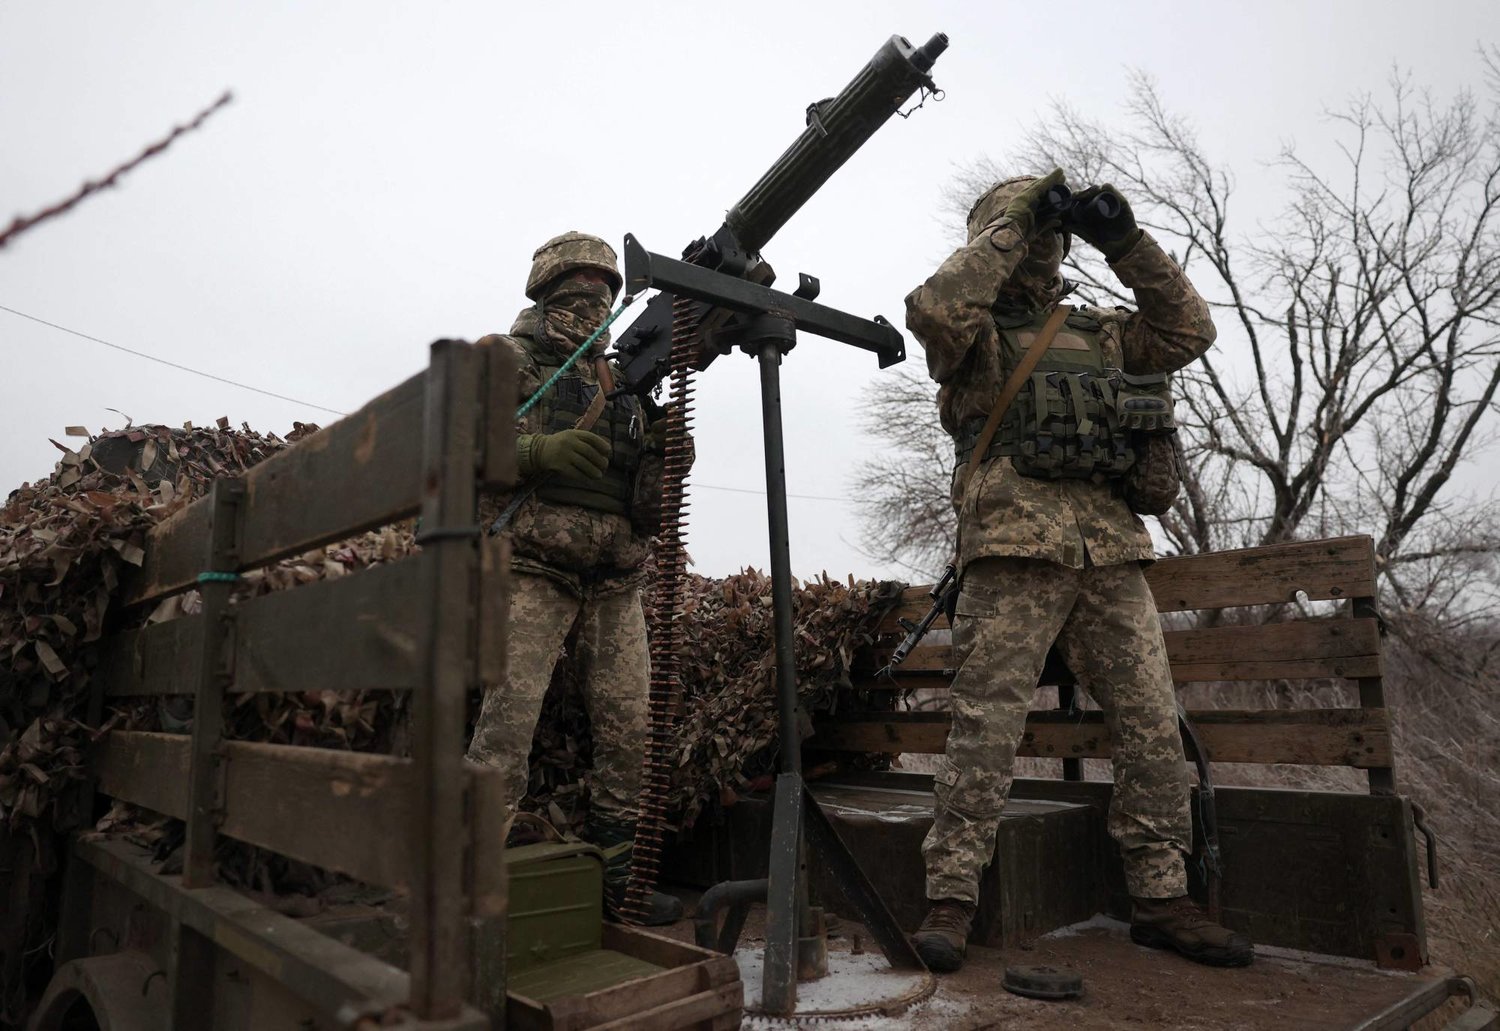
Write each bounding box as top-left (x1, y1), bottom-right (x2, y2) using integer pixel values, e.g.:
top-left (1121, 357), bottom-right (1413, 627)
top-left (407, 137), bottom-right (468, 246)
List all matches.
top-left (3, 1), bottom-right (1497, 580)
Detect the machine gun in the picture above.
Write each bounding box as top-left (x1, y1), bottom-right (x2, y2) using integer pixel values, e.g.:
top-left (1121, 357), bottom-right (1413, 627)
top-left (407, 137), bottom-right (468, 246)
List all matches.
top-left (609, 32), bottom-right (948, 397)
top-left (878, 563), bottom-right (958, 679)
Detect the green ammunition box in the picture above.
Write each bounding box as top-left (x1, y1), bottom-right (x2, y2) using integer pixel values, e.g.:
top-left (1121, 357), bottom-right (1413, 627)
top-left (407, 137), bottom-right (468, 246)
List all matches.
top-left (504, 841), bottom-right (662, 1003)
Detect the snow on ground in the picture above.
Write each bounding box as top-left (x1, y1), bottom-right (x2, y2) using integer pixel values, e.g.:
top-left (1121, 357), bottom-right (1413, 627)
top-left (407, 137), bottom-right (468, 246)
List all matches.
top-left (735, 943), bottom-right (972, 1028)
top-left (1039, 913), bottom-right (1130, 938)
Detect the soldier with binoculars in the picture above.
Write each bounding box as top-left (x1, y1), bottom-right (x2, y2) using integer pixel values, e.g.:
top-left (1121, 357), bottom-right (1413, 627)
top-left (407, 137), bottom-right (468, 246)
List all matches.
top-left (903, 169), bottom-right (1253, 972)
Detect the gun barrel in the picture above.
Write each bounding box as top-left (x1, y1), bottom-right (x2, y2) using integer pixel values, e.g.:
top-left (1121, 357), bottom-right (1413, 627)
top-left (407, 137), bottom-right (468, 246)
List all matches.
top-left (724, 33), bottom-right (948, 255)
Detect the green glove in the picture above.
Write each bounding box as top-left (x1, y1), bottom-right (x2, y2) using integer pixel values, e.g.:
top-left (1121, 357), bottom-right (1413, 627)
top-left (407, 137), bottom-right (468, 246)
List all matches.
top-left (520, 429), bottom-right (611, 479)
top-left (1068, 184), bottom-right (1141, 260)
top-left (1001, 167), bottom-right (1067, 238)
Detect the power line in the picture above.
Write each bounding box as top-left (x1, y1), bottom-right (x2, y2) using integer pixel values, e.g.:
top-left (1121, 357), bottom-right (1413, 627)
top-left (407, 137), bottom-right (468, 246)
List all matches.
top-left (694, 481), bottom-right (850, 503)
top-left (1, 303), bottom-right (856, 503)
top-left (0, 303), bottom-right (348, 416)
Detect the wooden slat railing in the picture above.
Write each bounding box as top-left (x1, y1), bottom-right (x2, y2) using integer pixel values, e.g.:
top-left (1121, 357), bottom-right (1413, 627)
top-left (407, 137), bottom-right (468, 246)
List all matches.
top-left (815, 535), bottom-right (1395, 791)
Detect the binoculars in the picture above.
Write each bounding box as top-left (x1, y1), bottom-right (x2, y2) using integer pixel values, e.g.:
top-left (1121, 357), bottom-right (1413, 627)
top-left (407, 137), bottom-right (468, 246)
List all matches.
top-left (1037, 183), bottom-right (1124, 228)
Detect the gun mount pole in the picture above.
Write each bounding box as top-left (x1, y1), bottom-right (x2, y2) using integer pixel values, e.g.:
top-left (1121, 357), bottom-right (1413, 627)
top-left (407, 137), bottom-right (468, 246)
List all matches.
top-left (622, 236), bottom-right (926, 1016)
top-left (745, 317), bottom-right (820, 1011)
top-left (756, 326), bottom-right (803, 780)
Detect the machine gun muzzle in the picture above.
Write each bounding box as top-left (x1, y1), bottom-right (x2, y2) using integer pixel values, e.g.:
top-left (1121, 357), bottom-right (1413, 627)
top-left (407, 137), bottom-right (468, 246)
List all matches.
top-left (726, 33), bottom-right (949, 255)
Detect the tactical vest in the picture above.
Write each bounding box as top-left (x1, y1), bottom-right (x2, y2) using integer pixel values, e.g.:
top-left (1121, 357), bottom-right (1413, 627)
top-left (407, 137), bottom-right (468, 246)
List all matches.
top-left (953, 307), bottom-right (1175, 480)
top-left (529, 350), bottom-right (646, 515)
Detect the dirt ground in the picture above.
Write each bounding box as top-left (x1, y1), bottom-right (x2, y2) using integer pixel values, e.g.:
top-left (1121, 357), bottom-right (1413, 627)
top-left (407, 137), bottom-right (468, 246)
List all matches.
top-left (663, 901), bottom-right (1459, 1031)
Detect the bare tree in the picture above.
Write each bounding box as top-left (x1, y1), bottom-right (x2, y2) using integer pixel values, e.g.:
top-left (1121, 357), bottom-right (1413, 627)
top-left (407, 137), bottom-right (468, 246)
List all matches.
top-left (855, 60), bottom-right (1500, 619)
top-left (852, 364), bottom-right (955, 574)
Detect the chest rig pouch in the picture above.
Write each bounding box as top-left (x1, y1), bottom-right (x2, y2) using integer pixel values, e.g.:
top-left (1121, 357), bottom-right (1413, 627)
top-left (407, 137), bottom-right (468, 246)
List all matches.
top-left (954, 308), bottom-right (1178, 493)
top-left (530, 357), bottom-right (646, 516)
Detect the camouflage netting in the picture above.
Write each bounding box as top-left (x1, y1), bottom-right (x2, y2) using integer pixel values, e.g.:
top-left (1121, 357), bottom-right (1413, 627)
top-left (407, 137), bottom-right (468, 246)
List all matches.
top-left (2, 420), bottom-right (321, 827)
top-left (1, 420), bottom-right (902, 1021)
top-left (2, 423), bottom-right (902, 833)
top-left (527, 566), bottom-right (904, 833)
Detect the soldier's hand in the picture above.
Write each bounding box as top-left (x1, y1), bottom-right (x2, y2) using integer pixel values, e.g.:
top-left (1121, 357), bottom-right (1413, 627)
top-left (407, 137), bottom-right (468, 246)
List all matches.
top-left (1069, 184), bottom-right (1141, 260)
top-left (1001, 168), bottom-right (1067, 238)
top-left (528, 429), bottom-right (612, 479)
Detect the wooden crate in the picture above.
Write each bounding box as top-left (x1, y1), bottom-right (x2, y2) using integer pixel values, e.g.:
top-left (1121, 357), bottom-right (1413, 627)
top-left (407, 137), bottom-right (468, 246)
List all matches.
top-left (505, 924), bottom-right (741, 1031)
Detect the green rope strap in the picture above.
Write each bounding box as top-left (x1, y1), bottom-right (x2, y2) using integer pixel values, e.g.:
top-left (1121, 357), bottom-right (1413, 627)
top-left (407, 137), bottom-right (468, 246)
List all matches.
top-left (196, 571), bottom-right (239, 584)
top-left (514, 294), bottom-right (636, 420)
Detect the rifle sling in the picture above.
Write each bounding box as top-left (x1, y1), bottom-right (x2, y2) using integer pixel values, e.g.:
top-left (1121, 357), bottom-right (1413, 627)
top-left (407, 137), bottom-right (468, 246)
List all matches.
top-left (964, 303), bottom-right (1073, 481)
top-left (490, 355), bottom-right (616, 535)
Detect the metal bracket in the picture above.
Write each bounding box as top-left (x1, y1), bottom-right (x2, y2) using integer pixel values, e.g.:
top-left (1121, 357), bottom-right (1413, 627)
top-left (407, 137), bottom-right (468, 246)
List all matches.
top-left (622, 235), bottom-right (905, 367)
top-left (801, 785), bottom-right (925, 971)
top-left (1412, 802), bottom-right (1440, 889)
top-left (1375, 931), bottom-right (1426, 971)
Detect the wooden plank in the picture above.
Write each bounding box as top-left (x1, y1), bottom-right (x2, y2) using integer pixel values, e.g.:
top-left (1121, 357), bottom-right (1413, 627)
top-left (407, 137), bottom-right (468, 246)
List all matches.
top-left (96, 617), bottom-right (201, 698)
top-left (238, 370), bottom-right (428, 574)
top-left (183, 476), bottom-right (242, 887)
top-left (536, 963), bottom-right (705, 1031)
top-left (1166, 618), bottom-right (1383, 682)
top-left (854, 641), bottom-right (956, 678)
top-left (220, 741), bottom-right (414, 890)
top-left (809, 708), bottom-right (1394, 767)
top-left (125, 370), bottom-right (428, 606)
top-left (235, 556), bottom-right (424, 694)
top-left (871, 536), bottom-right (1378, 629)
top-left (73, 838), bottom-right (492, 1028)
top-left (852, 618), bottom-right (1383, 684)
top-left (1145, 535), bottom-right (1377, 612)
top-left (467, 763), bottom-right (509, 1024)
top-left (481, 342), bottom-right (519, 489)
top-left (94, 730), bottom-right (190, 818)
top-left (588, 984), bottom-right (744, 1031)
top-left (102, 557), bottom-right (427, 697)
top-left (872, 586), bottom-right (945, 636)
top-left (126, 501), bottom-right (213, 609)
top-left (94, 731), bottom-right (415, 888)
top-left (409, 340), bottom-right (480, 1017)
top-left (600, 925), bottom-right (737, 974)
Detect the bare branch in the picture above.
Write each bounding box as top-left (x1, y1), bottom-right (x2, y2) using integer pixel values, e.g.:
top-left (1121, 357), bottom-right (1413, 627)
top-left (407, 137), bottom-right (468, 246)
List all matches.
top-left (0, 91), bottom-right (233, 250)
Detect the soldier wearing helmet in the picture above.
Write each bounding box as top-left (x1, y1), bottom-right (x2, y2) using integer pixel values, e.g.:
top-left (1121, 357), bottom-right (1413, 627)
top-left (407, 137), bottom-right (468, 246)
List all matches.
top-left (903, 171), bottom-right (1252, 970)
top-left (469, 231), bottom-right (685, 925)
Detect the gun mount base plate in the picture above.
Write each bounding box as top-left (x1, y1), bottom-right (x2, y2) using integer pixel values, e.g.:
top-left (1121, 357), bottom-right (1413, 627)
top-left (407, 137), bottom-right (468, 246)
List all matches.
top-left (741, 949), bottom-right (937, 1024)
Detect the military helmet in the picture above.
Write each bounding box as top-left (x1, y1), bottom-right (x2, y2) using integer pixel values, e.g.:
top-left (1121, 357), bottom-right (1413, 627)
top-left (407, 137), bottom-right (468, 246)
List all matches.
top-left (965, 175), bottom-right (1040, 243)
top-left (525, 231), bottom-right (623, 301)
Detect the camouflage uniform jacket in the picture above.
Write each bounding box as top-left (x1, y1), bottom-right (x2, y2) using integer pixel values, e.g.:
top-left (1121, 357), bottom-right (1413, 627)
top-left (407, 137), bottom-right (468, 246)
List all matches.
top-left (479, 313), bottom-right (665, 592)
top-left (905, 223), bottom-right (1216, 571)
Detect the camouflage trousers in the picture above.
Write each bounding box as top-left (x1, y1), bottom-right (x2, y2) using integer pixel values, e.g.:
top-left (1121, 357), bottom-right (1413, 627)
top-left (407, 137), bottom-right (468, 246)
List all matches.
top-left (923, 556), bottom-right (1191, 904)
top-left (467, 570), bottom-right (650, 826)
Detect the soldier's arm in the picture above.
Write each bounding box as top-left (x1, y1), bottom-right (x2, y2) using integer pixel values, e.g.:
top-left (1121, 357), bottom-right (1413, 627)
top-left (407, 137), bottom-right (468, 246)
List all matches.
top-left (905, 220), bottom-right (1033, 382)
top-left (1107, 232), bottom-right (1217, 374)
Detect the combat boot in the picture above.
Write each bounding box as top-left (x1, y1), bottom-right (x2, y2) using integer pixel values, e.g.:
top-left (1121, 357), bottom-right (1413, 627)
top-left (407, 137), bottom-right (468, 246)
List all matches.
top-left (1130, 896), bottom-right (1253, 967)
top-left (584, 813), bottom-right (685, 927)
top-left (911, 899), bottom-right (975, 972)
top-left (603, 878), bottom-right (684, 927)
